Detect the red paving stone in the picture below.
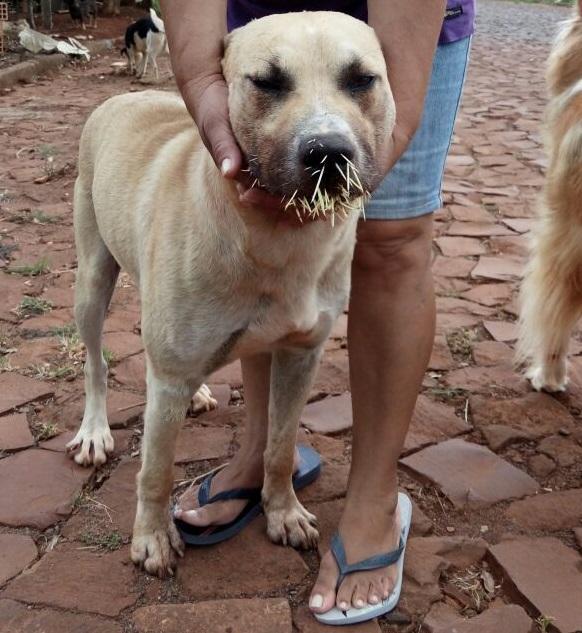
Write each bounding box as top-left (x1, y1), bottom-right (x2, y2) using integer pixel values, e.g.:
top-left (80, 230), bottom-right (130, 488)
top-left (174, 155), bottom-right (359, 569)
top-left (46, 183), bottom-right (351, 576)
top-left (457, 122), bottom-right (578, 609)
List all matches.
top-left (133, 599), bottom-right (292, 633)
top-left (178, 519), bottom-right (309, 599)
top-left (470, 392), bottom-right (575, 438)
top-left (482, 320), bottom-right (518, 342)
top-left (0, 413), bottom-right (34, 450)
top-left (0, 599), bottom-right (123, 633)
top-left (404, 395), bottom-right (471, 454)
top-left (428, 335), bottom-right (456, 370)
top-left (0, 448), bottom-right (94, 529)
top-left (427, 604), bottom-right (533, 633)
top-left (506, 489), bottom-right (582, 531)
top-left (63, 457), bottom-right (139, 539)
top-left (490, 537), bottom-right (582, 633)
top-left (471, 340), bottom-right (514, 366)
top-left (174, 425), bottom-right (233, 464)
top-left (0, 1), bottom-right (579, 630)
top-left (0, 534), bottom-right (37, 585)
top-left (0, 373), bottom-right (54, 415)
top-left (301, 392), bottom-right (352, 434)
top-left (3, 547), bottom-right (139, 616)
top-left (400, 439), bottom-right (539, 508)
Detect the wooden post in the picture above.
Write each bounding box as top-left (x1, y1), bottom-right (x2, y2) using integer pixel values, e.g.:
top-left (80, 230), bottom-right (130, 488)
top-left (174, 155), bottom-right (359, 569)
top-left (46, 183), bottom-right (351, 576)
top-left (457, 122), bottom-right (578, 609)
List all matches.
top-left (41, 0), bottom-right (52, 30)
top-left (25, 0), bottom-right (36, 30)
top-left (0, 2), bottom-right (7, 54)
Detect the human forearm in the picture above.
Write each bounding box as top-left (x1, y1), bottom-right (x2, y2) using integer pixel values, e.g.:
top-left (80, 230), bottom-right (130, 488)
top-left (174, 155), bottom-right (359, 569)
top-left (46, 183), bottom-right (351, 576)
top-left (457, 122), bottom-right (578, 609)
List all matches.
top-left (160, 0), bottom-right (241, 174)
top-left (161, 0), bottom-right (226, 95)
top-left (368, 0), bottom-right (446, 168)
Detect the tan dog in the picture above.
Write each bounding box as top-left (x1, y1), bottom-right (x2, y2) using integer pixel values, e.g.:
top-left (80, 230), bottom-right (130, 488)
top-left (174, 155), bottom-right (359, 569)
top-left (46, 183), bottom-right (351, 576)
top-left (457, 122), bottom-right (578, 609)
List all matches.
top-left (518, 1), bottom-right (582, 391)
top-left (67, 11), bottom-right (394, 577)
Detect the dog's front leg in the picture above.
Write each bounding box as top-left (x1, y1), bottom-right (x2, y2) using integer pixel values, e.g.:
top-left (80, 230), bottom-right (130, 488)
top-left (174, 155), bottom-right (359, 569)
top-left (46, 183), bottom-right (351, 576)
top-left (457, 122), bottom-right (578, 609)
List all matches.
top-left (263, 346), bottom-right (322, 549)
top-left (131, 365), bottom-right (192, 577)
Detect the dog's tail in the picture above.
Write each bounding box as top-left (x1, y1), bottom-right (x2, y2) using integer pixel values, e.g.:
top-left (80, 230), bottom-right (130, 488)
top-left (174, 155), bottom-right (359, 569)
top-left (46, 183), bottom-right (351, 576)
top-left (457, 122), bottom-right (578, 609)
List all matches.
top-left (120, 47), bottom-right (128, 58)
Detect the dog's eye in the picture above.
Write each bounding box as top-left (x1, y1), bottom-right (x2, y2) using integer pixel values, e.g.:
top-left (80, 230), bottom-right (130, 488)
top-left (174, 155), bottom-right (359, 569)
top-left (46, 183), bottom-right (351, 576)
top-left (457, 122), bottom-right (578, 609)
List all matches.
top-left (250, 76), bottom-right (288, 93)
top-left (347, 74), bottom-right (377, 93)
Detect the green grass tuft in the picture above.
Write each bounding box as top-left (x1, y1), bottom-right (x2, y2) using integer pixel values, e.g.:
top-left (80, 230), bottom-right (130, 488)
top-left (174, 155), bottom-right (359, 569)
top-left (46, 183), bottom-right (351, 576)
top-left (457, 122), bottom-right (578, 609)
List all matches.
top-left (80, 530), bottom-right (124, 551)
top-left (19, 296), bottom-right (53, 317)
top-left (8, 258), bottom-right (50, 277)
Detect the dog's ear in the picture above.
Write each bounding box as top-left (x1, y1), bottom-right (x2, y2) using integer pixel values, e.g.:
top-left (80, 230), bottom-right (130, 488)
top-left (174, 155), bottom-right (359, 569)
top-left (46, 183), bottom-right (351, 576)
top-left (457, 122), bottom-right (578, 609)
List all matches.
top-left (221, 32), bottom-right (234, 73)
top-left (223, 32), bottom-right (233, 54)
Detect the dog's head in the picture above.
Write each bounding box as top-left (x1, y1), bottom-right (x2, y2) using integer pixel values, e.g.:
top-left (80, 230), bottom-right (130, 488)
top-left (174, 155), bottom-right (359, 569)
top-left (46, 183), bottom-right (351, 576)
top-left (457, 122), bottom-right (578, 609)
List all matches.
top-left (222, 12), bottom-right (394, 208)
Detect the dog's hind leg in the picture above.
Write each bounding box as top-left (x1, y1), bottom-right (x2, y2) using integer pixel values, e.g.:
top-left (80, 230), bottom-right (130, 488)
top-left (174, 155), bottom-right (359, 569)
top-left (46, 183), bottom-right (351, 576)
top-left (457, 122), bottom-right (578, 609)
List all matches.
top-left (139, 51), bottom-right (150, 79)
top-left (519, 126), bottom-right (582, 392)
top-left (519, 217), bottom-right (582, 392)
top-left (131, 364), bottom-right (191, 576)
top-left (262, 346), bottom-right (321, 549)
top-left (67, 178), bottom-right (120, 466)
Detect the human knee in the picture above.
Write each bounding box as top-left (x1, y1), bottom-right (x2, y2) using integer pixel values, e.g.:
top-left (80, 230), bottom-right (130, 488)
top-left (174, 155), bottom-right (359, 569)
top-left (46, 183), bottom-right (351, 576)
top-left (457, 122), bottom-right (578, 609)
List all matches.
top-left (352, 215), bottom-right (433, 282)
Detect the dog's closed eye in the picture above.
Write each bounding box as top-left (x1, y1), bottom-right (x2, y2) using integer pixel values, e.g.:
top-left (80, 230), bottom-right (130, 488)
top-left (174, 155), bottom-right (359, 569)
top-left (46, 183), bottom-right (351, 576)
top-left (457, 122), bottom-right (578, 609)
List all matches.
top-left (346, 74), bottom-right (377, 93)
top-left (340, 59), bottom-right (378, 95)
top-left (248, 63), bottom-right (293, 94)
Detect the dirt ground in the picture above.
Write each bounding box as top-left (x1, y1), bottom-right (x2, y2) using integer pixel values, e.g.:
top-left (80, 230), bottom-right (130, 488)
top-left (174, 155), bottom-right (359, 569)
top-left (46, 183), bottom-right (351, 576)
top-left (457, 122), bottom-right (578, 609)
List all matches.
top-left (0, 1), bottom-right (581, 632)
top-left (1, 6), bottom-right (146, 69)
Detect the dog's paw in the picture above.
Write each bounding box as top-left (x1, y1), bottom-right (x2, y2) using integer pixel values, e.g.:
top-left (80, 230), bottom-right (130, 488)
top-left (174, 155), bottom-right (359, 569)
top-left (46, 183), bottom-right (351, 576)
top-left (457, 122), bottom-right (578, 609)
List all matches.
top-left (191, 384), bottom-right (218, 413)
top-left (265, 501), bottom-right (319, 550)
top-left (131, 520), bottom-right (184, 578)
top-left (66, 423), bottom-right (114, 467)
top-left (526, 364), bottom-right (568, 393)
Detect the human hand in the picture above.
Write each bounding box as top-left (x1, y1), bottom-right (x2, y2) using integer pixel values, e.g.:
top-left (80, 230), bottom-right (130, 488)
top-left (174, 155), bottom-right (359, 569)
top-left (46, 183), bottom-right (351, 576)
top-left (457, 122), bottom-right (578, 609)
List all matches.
top-left (180, 74), bottom-right (304, 220)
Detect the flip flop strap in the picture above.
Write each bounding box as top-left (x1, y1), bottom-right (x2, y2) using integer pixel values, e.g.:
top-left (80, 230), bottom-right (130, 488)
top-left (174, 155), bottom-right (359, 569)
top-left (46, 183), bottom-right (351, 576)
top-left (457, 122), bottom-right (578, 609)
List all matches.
top-left (198, 472), bottom-right (262, 506)
top-left (330, 532), bottom-right (405, 590)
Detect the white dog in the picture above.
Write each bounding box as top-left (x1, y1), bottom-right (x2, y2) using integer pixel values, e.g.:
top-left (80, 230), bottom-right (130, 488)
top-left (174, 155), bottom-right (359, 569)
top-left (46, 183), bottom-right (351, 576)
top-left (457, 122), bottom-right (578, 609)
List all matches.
top-left (67, 11), bottom-right (394, 577)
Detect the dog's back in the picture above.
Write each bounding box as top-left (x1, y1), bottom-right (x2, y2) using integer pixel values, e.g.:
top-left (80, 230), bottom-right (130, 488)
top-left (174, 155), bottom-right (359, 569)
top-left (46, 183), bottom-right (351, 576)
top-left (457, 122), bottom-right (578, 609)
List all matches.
top-left (124, 16), bottom-right (158, 52)
top-left (77, 91), bottom-right (202, 278)
top-left (545, 6), bottom-right (582, 214)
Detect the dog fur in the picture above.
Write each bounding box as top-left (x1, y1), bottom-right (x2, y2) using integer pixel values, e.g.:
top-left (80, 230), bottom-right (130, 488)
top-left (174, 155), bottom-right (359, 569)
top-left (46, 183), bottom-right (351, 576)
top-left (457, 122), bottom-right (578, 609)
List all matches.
top-left (121, 9), bottom-right (166, 80)
top-left (68, 11), bottom-right (394, 577)
top-left (518, 0), bottom-right (582, 391)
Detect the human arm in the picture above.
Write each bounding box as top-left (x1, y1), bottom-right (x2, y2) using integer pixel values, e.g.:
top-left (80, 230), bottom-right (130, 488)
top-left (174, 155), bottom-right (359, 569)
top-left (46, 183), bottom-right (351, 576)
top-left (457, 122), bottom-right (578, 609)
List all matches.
top-left (368, 0), bottom-right (447, 173)
top-left (160, 0), bottom-right (242, 177)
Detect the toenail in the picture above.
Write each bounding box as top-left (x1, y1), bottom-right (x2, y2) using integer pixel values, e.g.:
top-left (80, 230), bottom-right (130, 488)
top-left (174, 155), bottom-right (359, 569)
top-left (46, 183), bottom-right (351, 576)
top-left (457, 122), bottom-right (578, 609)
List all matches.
top-left (310, 594), bottom-right (323, 609)
top-left (369, 594), bottom-right (379, 604)
top-left (339, 601), bottom-right (349, 611)
top-left (355, 598), bottom-right (365, 609)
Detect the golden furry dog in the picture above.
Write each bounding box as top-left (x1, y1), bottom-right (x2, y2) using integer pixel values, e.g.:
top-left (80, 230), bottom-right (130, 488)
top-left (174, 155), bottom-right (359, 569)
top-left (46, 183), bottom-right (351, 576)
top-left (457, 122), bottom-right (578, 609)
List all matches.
top-left (66, 12), bottom-right (395, 577)
top-left (518, 0), bottom-right (582, 391)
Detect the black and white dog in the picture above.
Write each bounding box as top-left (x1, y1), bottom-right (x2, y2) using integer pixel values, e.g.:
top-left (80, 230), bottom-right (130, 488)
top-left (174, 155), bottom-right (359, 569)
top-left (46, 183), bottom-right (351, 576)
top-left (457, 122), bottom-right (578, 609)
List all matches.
top-left (121, 9), bottom-right (166, 80)
top-left (64, 0), bottom-right (97, 30)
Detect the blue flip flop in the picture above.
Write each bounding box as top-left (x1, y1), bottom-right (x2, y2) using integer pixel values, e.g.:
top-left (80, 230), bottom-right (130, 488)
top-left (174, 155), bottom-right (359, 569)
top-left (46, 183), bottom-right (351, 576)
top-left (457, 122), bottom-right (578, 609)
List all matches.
top-left (314, 492), bottom-right (413, 626)
top-left (175, 444), bottom-right (321, 546)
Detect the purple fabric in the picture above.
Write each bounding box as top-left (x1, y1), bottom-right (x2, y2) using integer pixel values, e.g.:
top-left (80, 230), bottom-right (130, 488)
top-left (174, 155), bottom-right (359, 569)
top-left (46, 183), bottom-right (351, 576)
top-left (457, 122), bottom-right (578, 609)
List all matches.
top-left (227, 0), bottom-right (475, 44)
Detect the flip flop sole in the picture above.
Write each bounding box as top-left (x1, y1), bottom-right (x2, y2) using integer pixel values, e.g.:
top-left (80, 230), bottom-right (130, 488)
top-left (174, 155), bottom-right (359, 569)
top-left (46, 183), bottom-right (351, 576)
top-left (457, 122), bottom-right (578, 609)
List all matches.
top-left (314, 492), bottom-right (413, 626)
top-left (175, 444), bottom-right (321, 546)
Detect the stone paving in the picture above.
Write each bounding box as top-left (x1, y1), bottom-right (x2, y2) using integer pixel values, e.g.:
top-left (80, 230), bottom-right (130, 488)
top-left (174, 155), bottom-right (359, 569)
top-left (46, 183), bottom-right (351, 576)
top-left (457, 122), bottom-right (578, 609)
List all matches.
top-left (1, 1), bottom-right (581, 631)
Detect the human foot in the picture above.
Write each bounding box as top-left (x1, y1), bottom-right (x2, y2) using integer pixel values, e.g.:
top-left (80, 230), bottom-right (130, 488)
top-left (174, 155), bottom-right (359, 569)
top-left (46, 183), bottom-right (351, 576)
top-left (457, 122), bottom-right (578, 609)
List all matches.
top-left (174, 448), bottom-right (302, 529)
top-left (309, 494), bottom-right (408, 615)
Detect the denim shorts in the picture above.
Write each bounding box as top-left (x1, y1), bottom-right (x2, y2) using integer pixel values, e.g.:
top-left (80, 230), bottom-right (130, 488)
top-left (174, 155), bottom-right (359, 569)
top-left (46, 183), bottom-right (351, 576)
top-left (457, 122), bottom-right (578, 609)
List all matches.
top-left (365, 36), bottom-right (472, 220)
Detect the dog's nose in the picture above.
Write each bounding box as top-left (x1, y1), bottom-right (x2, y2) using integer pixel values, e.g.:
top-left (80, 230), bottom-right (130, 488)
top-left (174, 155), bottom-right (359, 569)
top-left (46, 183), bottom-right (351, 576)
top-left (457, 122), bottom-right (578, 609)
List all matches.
top-left (300, 134), bottom-right (355, 171)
